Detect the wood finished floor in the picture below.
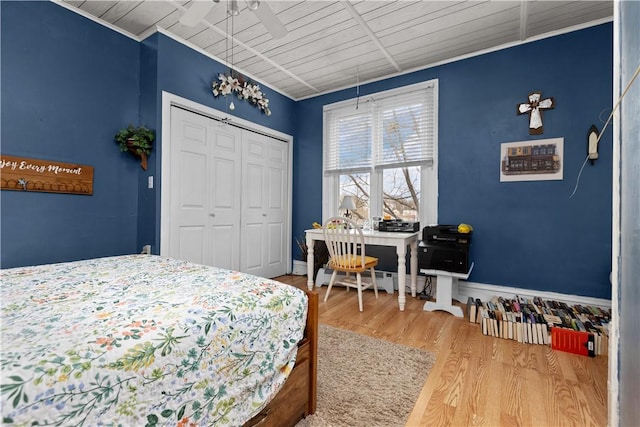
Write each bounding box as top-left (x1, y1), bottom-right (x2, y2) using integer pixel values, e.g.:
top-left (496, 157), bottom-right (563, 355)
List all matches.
top-left (276, 275), bottom-right (609, 427)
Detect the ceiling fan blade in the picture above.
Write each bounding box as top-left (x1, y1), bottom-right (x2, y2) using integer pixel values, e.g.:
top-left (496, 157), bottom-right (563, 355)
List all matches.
top-left (180, 1), bottom-right (215, 27)
top-left (253, 2), bottom-right (287, 39)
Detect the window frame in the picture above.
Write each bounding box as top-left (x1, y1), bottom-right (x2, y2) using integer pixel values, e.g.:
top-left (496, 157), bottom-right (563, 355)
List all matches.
top-left (322, 80), bottom-right (439, 226)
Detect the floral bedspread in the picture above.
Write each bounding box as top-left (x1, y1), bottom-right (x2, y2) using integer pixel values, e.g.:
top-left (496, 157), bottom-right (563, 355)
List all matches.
top-left (1, 255), bottom-right (308, 426)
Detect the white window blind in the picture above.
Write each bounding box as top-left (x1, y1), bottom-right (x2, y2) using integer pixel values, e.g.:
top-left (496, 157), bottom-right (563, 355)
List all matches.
top-left (324, 103), bottom-right (373, 174)
top-left (324, 83), bottom-right (435, 175)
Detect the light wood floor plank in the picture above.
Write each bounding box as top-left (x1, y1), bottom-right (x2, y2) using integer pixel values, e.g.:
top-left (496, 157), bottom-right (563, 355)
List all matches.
top-left (500, 361), bottom-right (532, 426)
top-left (523, 369), bottom-right (550, 427)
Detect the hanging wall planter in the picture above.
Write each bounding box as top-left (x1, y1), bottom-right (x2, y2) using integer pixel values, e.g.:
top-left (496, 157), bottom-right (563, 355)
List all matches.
top-left (114, 125), bottom-right (155, 170)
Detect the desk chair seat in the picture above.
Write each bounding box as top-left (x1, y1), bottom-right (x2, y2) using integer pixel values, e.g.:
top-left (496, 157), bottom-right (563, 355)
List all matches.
top-left (323, 216), bottom-right (379, 311)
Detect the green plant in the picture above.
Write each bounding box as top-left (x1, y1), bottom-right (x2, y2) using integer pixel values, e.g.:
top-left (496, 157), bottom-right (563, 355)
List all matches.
top-left (115, 125), bottom-right (155, 156)
top-left (114, 125), bottom-right (155, 170)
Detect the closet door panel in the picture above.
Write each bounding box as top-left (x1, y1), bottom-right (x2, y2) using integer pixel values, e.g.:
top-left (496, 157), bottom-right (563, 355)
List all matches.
top-left (209, 128), bottom-right (242, 271)
top-left (244, 223), bottom-right (265, 271)
top-left (169, 108), bottom-right (211, 264)
top-left (268, 168), bottom-right (284, 209)
top-left (241, 131), bottom-right (288, 278)
top-left (245, 162), bottom-right (264, 209)
top-left (178, 226), bottom-right (206, 265)
top-left (169, 107), bottom-right (242, 270)
top-left (210, 225), bottom-right (235, 270)
top-left (242, 135), bottom-right (265, 276)
top-left (179, 152), bottom-right (206, 208)
top-left (264, 141), bottom-right (287, 277)
top-left (267, 222), bottom-right (284, 265)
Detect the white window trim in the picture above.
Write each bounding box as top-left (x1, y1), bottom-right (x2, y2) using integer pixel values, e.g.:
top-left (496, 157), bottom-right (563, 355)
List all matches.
top-left (322, 80), bottom-right (439, 227)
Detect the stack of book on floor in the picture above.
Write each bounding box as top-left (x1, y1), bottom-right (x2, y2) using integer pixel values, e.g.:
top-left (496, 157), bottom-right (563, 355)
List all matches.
top-left (466, 295), bottom-right (610, 356)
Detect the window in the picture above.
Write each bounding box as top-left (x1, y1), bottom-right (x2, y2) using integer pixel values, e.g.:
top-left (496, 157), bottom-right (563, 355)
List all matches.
top-left (322, 81), bottom-right (438, 226)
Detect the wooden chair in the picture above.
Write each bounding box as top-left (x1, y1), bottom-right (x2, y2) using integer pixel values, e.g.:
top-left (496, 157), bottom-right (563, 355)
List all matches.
top-left (323, 216), bottom-right (379, 311)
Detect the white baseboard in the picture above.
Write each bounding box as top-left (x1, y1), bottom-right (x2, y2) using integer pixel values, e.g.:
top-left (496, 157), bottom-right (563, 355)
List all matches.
top-left (452, 280), bottom-right (612, 309)
top-left (292, 260), bottom-right (307, 276)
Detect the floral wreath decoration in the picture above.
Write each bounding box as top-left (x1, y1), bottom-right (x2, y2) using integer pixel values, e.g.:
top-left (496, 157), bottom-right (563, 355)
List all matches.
top-left (212, 73), bottom-right (271, 116)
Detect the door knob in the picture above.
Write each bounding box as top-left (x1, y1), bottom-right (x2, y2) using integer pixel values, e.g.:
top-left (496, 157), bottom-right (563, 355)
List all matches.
top-left (262, 213), bottom-right (267, 217)
top-left (209, 213), bottom-right (216, 217)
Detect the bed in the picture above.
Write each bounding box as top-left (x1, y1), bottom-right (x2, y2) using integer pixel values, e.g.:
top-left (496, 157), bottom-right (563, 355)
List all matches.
top-left (1, 255), bottom-right (317, 426)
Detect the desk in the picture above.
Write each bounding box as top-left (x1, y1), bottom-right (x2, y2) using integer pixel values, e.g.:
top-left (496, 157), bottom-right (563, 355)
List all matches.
top-left (421, 262), bottom-right (474, 317)
top-left (305, 228), bottom-right (419, 311)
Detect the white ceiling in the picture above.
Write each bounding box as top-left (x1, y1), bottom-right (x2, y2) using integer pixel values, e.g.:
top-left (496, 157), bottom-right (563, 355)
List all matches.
top-left (58, 0), bottom-right (613, 100)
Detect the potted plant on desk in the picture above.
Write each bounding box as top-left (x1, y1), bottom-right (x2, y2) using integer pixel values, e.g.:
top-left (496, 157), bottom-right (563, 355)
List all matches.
top-left (114, 124), bottom-right (155, 170)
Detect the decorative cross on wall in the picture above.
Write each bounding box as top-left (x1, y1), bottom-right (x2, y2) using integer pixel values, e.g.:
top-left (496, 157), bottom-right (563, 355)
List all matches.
top-left (517, 91), bottom-right (555, 135)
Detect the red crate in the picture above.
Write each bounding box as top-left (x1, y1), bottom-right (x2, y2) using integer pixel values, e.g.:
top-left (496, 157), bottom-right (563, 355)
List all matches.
top-left (551, 327), bottom-right (595, 357)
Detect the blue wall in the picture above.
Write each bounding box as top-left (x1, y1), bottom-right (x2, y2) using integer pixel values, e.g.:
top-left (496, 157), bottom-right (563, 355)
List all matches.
top-left (1, 1), bottom-right (141, 267)
top-left (1, 2), bottom-right (613, 300)
top-left (294, 24), bottom-right (613, 300)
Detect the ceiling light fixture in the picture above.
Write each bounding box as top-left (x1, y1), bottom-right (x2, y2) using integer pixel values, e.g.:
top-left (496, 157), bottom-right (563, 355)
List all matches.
top-left (228, 0), bottom-right (240, 16)
top-left (246, 0), bottom-right (260, 11)
top-left (180, 0), bottom-right (286, 40)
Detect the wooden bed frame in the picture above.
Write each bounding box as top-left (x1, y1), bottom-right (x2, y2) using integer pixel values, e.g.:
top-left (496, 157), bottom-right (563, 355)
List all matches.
top-left (244, 290), bottom-right (318, 426)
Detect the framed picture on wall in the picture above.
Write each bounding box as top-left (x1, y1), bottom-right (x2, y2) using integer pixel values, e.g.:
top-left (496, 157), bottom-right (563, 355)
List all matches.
top-left (500, 137), bottom-right (563, 182)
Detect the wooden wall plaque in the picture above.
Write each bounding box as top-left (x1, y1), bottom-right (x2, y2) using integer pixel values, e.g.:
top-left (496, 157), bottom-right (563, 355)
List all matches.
top-left (0, 155), bottom-right (94, 195)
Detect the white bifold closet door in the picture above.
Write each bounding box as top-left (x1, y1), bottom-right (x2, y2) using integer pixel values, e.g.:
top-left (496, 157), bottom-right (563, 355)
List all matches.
top-left (168, 106), bottom-right (288, 278)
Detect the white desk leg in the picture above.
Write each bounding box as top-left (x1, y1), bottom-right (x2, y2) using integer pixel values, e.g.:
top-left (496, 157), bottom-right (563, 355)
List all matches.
top-left (423, 274), bottom-right (464, 317)
top-left (410, 240), bottom-right (418, 298)
top-left (306, 236), bottom-right (315, 291)
top-left (396, 244), bottom-right (407, 311)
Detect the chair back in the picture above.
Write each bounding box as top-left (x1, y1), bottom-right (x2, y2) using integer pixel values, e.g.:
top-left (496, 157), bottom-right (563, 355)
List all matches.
top-left (323, 216), bottom-right (366, 270)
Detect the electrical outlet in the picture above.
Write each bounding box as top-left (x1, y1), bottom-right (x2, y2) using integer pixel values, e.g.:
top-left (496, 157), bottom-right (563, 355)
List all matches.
top-left (141, 245), bottom-right (151, 255)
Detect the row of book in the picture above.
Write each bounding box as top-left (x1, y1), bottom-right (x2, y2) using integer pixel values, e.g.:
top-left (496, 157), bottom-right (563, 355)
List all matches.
top-left (466, 295), bottom-right (610, 356)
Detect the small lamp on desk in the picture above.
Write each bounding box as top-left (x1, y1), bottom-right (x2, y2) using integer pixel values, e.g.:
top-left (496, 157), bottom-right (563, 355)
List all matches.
top-left (339, 195), bottom-right (356, 219)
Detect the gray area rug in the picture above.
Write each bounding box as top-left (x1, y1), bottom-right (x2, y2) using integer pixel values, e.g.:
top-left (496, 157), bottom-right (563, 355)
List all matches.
top-left (296, 324), bottom-right (435, 427)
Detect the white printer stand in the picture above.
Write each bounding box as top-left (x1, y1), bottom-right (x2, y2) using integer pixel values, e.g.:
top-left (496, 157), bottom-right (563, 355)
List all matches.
top-left (420, 262), bottom-right (474, 317)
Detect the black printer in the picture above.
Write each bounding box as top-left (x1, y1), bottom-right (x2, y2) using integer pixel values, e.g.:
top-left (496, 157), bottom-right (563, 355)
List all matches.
top-left (418, 224), bottom-right (472, 274)
top-left (378, 219), bottom-right (420, 232)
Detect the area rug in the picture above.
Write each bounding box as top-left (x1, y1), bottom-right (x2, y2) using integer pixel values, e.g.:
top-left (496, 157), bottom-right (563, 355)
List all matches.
top-left (296, 324), bottom-right (435, 427)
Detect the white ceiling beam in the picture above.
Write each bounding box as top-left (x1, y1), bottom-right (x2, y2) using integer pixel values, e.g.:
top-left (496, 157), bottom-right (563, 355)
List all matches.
top-left (520, 0), bottom-right (529, 41)
top-left (341, 0), bottom-right (401, 73)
